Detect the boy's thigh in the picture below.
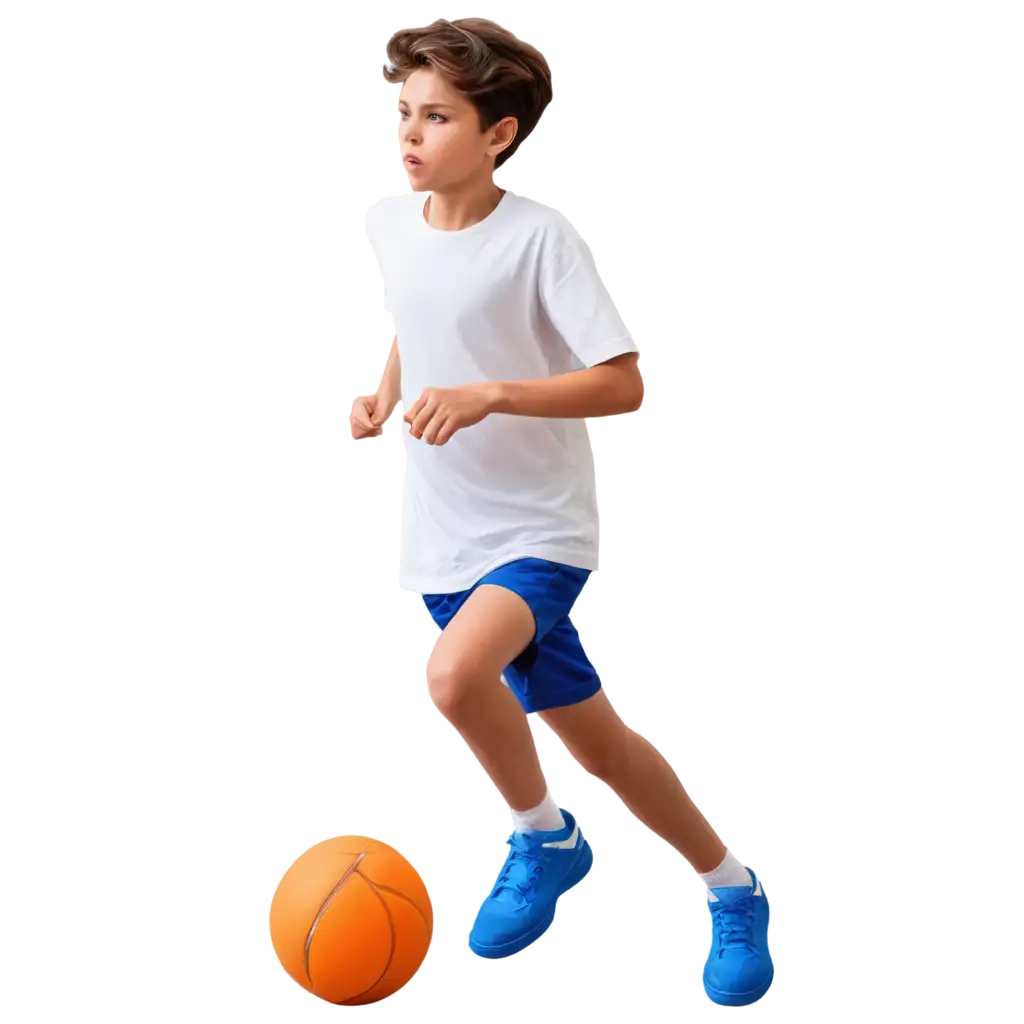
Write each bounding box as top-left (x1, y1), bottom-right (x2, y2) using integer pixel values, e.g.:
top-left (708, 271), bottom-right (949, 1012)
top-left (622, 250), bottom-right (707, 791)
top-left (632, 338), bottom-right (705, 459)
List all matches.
top-left (479, 557), bottom-right (590, 644)
top-left (415, 561), bottom-right (593, 663)
top-left (503, 614), bottom-right (602, 715)
top-left (420, 557), bottom-right (593, 702)
top-left (425, 583), bottom-right (536, 682)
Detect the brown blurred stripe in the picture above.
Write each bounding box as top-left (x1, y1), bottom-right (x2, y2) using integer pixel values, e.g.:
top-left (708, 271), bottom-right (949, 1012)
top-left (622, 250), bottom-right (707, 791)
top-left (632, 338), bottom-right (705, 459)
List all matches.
top-left (598, 354), bottom-right (1024, 425)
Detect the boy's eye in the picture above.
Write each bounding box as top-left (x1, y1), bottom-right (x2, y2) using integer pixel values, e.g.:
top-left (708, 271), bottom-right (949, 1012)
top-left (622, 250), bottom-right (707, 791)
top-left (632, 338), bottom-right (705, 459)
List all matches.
top-left (391, 110), bottom-right (448, 123)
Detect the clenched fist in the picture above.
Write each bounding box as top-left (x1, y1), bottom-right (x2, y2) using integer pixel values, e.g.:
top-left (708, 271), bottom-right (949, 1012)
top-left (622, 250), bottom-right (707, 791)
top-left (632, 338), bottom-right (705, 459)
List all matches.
top-left (349, 393), bottom-right (391, 439)
top-left (404, 382), bottom-right (500, 446)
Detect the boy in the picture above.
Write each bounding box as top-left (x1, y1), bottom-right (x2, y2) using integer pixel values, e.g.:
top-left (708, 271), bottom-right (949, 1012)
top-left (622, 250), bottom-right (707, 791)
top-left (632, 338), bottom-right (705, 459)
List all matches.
top-left (353, 18), bottom-right (773, 1007)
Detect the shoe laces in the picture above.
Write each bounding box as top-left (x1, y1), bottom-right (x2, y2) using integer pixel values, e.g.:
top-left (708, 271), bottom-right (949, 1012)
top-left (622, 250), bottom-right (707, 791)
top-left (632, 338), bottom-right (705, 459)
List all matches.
top-left (711, 896), bottom-right (756, 955)
top-left (492, 837), bottom-right (546, 905)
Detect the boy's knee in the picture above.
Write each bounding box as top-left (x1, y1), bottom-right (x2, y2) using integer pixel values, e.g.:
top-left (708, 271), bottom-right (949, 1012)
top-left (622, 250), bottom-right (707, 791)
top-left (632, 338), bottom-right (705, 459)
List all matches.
top-left (425, 654), bottom-right (472, 717)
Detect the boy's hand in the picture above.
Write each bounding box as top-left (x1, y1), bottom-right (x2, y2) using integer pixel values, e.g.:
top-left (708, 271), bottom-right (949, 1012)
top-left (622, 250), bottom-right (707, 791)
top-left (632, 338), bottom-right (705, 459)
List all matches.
top-left (404, 382), bottom-right (499, 445)
top-left (350, 393), bottom-right (388, 439)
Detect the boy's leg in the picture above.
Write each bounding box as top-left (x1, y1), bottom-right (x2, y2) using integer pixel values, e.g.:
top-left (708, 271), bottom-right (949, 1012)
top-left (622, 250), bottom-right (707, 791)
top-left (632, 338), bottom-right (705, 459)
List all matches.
top-left (540, 679), bottom-right (772, 1006)
top-left (538, 688), bottom-right (727, 873)
top-left (427, 580), bottom-right (593, 959)
top-left (426, 582), bottom-right (547, 812)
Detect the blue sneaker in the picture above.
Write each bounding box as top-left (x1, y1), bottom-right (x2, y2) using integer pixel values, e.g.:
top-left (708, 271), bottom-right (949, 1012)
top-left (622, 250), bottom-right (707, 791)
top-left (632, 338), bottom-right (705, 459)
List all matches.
top-left (468, 808), bottom-right (592, 958)
top-left (703, 868), bottom-right (773, 1006)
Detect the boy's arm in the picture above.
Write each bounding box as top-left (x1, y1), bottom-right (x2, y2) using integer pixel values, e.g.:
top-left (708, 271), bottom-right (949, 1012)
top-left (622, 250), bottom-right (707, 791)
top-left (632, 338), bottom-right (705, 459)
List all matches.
top-left (373, 335), bottom-right (401, 424)
top-left (348, 337), bottom-right (403, 446)
top-left (404, 352), bottom-right (643, 445)
top-left (525, 232), bottom-right (642, 417)
top-left (405, 228), bottom-right (643, 439)
top-left (491, 351), bottom-right (642, 419)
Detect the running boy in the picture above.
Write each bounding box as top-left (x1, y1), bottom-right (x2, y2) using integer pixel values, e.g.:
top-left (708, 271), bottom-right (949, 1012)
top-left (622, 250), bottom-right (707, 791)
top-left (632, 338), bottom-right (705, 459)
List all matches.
top-left (352, 18), bottom-right (773, 1007)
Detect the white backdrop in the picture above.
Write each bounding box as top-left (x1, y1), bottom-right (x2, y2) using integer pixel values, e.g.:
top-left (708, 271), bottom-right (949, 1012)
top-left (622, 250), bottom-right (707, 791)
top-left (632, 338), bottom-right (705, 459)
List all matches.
top-left (598, 432), bottom-right (1024, 577)
top-left (532, 186), bottom-right (1024, 354)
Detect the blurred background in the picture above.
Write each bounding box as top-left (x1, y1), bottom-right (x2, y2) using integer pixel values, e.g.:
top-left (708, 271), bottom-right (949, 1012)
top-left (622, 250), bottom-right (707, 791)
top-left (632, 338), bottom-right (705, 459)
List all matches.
top-left (2, 4), bottom-right (1024, 1019)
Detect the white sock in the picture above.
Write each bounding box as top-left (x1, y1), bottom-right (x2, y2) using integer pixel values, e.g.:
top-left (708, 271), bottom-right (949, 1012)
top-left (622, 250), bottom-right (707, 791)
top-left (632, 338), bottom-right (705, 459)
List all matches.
top-left (699, 849), bottom-right (752, 892)
top-left (510, 790), bottom-right (565, 833)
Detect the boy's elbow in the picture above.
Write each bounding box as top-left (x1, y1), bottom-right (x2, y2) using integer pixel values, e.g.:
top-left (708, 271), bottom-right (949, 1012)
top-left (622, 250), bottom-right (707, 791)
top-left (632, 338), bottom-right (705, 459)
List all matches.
top-left (600, 352), bottom-right (643, 412)
top-left (618, 370), bottom-right (643, 413)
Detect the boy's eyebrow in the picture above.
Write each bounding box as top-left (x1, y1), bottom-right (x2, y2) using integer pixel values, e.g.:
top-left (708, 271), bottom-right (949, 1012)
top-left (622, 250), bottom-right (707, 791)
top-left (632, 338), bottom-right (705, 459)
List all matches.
top-left (398, 99), bottom-right (457, 110)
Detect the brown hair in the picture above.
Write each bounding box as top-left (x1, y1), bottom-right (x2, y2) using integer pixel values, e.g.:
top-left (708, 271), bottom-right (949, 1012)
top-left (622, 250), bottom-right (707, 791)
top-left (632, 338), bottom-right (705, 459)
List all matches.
top-left (381, 18), bottom-right (553, 169)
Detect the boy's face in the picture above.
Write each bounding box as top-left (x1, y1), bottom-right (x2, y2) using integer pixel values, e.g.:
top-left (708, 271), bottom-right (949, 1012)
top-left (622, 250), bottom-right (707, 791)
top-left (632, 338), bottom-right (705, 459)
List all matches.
top-left (398, 68), bottom-right (516, 188)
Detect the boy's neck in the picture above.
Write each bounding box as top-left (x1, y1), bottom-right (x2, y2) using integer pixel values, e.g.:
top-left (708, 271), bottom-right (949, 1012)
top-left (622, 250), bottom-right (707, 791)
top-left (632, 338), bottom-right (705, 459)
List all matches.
top-left (423, 180), bottom-right (506, 231)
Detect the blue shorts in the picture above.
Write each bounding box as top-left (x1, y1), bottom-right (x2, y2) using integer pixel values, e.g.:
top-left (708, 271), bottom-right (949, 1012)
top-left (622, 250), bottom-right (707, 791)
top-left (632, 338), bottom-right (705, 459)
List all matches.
top-left (422, 557), bottom-right (602, 714)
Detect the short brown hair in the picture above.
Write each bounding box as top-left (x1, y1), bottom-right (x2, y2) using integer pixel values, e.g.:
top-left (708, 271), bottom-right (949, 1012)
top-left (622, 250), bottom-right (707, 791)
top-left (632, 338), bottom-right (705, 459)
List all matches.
top-left (382, 18), bottom-right (553, 169)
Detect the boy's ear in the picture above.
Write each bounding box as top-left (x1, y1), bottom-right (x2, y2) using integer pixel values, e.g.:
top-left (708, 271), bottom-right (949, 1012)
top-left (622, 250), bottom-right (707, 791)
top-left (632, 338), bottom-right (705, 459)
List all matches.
top-left (487, 117), bottom-right (520, 158)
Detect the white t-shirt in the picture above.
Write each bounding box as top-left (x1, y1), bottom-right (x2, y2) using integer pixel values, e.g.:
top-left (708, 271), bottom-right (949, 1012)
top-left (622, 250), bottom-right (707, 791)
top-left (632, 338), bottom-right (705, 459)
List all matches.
top-left (364, 188), bottom-right (638, 594)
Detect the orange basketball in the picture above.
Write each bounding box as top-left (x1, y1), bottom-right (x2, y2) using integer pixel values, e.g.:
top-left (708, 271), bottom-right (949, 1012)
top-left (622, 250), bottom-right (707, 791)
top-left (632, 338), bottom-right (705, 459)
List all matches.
top-left (269, 835), bottom-right (433, 1005)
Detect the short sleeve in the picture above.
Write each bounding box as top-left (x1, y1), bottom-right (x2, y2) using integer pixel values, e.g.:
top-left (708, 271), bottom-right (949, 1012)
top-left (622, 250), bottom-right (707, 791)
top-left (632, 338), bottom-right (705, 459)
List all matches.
top-left (360, 192), bottom-right (399, 319)
top-left (539, 236), bottom-right (638, 368)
